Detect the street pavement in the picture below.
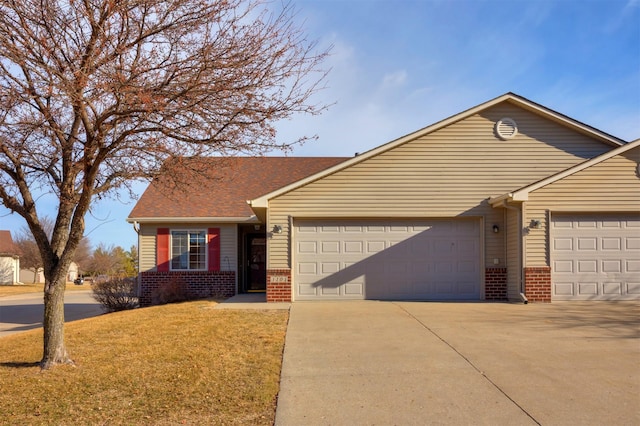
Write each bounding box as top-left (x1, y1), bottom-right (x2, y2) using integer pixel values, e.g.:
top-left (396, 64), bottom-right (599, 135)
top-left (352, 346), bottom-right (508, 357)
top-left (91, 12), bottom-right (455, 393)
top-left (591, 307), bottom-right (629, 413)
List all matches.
top-left (0, 290), bottom-right (103, 338)
top-left (275, 301), bottom-right (640, 426)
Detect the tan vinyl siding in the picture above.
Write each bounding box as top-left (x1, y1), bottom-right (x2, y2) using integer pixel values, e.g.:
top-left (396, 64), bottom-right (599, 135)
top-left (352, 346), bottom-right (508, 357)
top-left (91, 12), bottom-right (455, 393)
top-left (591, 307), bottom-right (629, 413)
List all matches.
top-left (268, 102), bottom-right (612, 269)
top-left (506, 206), bottom-right (522, 300)
top-left (525, 148), bottom-right (640, 266)
top-left (138, 223), bottom-right (237, 272)
top-left (219, 224), bottom-right (237, 271)
top-left (139, 224), bottom-right (157, 272)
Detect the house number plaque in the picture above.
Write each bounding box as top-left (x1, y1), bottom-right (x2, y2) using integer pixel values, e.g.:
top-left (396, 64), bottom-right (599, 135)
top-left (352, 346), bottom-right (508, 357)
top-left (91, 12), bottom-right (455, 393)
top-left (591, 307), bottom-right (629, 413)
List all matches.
top-left (270, 276), bottom-right (288, 283)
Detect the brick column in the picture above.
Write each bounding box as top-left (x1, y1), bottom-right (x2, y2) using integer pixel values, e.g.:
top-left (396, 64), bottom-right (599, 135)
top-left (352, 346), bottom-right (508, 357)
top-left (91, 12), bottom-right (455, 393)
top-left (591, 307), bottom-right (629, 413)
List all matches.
top-left (524, 267), bottom-right (551, 302)
top-left (266, 269), bottom-right (292, 302)
top-left (485, 268), bottom-right (508, 301)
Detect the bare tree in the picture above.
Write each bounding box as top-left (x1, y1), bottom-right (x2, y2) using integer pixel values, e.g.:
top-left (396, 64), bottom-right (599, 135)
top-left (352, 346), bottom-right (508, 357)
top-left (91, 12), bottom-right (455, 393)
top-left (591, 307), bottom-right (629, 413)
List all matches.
top-left (14, 217), bottom-right (55, 283)
top-left (73, 237), bottom-right (92, 276)
top-left (0, 0), bottom-right (329, 368)
top-left (14, 235), bottom-right (40, 283)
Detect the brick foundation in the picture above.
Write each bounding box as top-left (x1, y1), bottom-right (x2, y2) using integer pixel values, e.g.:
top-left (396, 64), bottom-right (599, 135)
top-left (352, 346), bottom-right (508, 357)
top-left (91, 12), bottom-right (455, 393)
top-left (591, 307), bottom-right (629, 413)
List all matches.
top-left (524, 267), bottom-right (551, 302)
top-left (485, 268), bottom-right (508, 301)
top-left (139, 271), bottom-right (235, 307)
top-left (266, 269), bottom-right (292, 302)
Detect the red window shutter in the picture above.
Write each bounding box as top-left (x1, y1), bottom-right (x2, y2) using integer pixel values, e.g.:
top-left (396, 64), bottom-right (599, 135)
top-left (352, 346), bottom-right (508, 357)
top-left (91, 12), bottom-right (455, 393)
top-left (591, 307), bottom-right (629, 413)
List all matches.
top-left (208, 228), bottom-right (221, 271)
top-left (157, 228), bottom-right (170, 272)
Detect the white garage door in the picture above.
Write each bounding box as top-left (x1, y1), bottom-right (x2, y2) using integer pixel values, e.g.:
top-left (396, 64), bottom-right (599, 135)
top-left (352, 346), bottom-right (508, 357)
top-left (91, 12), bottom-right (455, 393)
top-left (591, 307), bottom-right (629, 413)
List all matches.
top-left (551, 213), bottom-right (640, 300)
top-left (294, 219), bottom-right (481, 301)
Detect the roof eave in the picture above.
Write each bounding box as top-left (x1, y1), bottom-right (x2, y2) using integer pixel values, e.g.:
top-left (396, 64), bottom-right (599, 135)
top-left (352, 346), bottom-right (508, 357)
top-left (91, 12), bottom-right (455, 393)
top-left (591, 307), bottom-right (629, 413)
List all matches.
top-left (126, 216), bottom-right (260, 224)
top-left (489, 192), bottom-right (528, 206)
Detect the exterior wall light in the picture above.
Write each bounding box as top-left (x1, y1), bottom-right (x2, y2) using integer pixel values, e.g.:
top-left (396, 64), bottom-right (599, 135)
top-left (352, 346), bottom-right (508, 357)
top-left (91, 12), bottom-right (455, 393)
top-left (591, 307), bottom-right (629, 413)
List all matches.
top-left (273, 225), bottom-right (283, 234)
top-left (530, 219), bottom-right (541, 229)
top-left (492, 225), bottom-right (499, 233)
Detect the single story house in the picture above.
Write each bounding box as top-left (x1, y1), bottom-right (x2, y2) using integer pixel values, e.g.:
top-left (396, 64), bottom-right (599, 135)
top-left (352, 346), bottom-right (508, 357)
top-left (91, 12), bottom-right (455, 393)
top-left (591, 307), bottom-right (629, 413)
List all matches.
top-left (0, 230), bottom-right (20, 285)
top-left (128, 93), bottom-right (640, 306)
top-left (19, 267), bottom-right (44, 284)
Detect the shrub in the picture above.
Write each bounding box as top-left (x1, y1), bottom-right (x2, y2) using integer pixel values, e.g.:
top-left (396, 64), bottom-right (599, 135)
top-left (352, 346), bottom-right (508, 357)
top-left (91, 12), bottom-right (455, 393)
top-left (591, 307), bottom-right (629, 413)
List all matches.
top-left (151, 275), bottom-right (189, 305)
top-left (92, 277), bottom-right (139, 312)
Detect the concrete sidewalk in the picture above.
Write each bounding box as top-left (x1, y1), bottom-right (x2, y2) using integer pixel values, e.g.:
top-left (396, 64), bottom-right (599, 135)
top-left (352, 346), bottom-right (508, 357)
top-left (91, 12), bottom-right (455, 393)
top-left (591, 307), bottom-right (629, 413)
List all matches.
top-left (275, 301), bottom-right (640, 425)
top-left (214, 293), bottom-right (290, 310)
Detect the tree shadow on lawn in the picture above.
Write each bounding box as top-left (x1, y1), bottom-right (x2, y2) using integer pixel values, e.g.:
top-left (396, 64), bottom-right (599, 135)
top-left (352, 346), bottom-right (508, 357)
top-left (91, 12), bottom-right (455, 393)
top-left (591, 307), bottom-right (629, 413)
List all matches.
top-left (1, 361), bottom-right (40, 368)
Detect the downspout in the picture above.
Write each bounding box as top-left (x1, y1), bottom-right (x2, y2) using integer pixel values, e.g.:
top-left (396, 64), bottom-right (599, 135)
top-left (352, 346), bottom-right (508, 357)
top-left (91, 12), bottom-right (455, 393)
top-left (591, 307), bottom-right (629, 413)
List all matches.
top-left (502, 200), bottom-right (528, 304)
top-left (131, 221), bottom-right (142, 299)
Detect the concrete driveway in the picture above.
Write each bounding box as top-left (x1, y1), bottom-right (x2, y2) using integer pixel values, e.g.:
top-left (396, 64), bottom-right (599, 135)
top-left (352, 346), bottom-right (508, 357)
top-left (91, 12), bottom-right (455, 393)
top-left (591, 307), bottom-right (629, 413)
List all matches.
top-left (275, 301), bottom-right (640, 425)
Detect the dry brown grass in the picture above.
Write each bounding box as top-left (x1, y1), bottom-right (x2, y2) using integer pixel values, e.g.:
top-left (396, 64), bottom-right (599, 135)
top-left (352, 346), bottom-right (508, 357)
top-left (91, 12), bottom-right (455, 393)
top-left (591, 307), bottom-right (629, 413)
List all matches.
top-left (0, 282), bottom-right (91, 297)
top-left (0, 300), bottom-right (289, 425)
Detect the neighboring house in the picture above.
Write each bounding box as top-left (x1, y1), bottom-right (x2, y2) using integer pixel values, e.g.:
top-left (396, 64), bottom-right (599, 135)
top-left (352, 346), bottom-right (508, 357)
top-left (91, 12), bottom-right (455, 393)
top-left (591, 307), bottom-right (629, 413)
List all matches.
top-left (128, 93), bottom-right (640, 306)
top-left (20, 262), bottom-right (79, 284)
top-left (0, 230), bottom-right (20, 285)
top-left (19, 268), bottom-right (44, 284)
top-left (67, 262), bottom-right (79, 282)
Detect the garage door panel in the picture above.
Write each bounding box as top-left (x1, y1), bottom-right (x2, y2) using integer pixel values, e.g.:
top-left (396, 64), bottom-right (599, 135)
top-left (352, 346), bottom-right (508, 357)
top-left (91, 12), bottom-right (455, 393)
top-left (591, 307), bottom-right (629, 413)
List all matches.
top-left (627, 238), bottom-right (640, 250)
top-left (554, 238), bottom-right (573, 250)
top-left (297, 283), bottom-right (317, 296)
top-left (577, 238), bottom-right (597, 250)
top-left (576, 220), bottom-right (597, 229)
top-left (459, 281), bottom-right (478, 295)
top-left (577, 282), bottom-right (598, 296)
top-left (552, 213), bottom-right (640, 301)
top-left (554, 282), bottom-right (574, 296)
top-left (603, 283), bottom-right (622, 294)
top-left (627, 260), bottom-right (640, 272)
top-left (298, 262), bottom-right (317, 274)
top-left (628, 283), bottom-right (640, 294)
top-left (602, 261), bottom-right (621, 273)
top-left (344, 241), bottom-right (363, 253)
top-left (458, 260), bottom-right (478, 274)
top-left (294, 219), bottom-right (481, 301)
top-left (554, 260), bottom-right (573, 273)
top-left (344, 281), bottom-right (364, 295)
top-left (320, 286), bottom-right (340, 296)
top-left (602, 220), bottom-right (622, 228)
top-left (602, 238), bottom-right (621, 250)
top-left (321, 262), bottom-right (340, 274)
top-left (321, 241), bottom-right (340, 253)
top-left (577, 260), bottom-right (597, 273)
top-left (344, 226), bottom-right (363, 232)
top-left (298, 241), bottom-right (317, 253)
top-left (367, 241), bottom-right (385, 253)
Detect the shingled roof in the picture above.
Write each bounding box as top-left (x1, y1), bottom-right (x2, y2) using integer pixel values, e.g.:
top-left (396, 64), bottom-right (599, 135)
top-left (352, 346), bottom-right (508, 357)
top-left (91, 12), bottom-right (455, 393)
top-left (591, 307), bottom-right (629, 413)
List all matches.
top-left (128, 156), bottom-right (348, 220)
top-left (0, 230), bottom-right (19, 256)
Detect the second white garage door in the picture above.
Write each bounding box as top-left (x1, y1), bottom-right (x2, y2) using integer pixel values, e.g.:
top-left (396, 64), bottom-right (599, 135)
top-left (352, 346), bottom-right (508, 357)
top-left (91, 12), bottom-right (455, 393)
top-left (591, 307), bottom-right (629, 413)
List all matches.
top-left (551, 213), bottom-right (640, 300)
top-left (294, 219), bottom-right (481, 301)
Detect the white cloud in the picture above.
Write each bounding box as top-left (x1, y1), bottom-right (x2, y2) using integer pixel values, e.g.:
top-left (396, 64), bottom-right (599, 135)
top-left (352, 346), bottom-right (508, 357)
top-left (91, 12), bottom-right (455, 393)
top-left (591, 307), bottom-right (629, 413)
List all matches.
top-left (381, 70), bottom-right (408, 89)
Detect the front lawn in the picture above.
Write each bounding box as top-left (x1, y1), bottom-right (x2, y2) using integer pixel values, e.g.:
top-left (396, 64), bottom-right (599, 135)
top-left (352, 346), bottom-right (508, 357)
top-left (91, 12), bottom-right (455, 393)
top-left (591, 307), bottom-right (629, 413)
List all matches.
top-left (0, 300), bottom-right (289, 425)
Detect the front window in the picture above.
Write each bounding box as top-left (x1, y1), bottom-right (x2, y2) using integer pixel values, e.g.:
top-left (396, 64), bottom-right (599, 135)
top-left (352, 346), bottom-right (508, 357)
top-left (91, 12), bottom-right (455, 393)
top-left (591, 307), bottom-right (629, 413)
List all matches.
top-left (171, 230), bottom-right (206, 270)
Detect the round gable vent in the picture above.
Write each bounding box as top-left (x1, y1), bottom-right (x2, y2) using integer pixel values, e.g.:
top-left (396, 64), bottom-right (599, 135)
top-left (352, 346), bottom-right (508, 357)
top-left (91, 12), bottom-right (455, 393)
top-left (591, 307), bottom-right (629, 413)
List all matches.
top-left (495, 117), bottom-right (518, 140)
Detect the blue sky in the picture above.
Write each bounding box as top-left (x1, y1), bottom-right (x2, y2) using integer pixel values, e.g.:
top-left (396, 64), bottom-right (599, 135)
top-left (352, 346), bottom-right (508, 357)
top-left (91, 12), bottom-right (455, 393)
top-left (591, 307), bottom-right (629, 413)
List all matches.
top-left (1, 0), bottom-right (638, 250)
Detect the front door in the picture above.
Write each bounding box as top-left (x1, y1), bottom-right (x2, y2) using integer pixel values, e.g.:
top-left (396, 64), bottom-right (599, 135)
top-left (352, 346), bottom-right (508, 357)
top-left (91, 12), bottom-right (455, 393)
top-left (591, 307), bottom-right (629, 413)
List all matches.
top-left (247, 235), bottom-right (266, 291)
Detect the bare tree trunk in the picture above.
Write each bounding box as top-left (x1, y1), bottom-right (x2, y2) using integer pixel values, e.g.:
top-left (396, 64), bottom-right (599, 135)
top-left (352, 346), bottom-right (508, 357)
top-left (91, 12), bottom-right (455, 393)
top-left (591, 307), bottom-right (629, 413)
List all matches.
top-left (41, 276), bottom-right (73, 369)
